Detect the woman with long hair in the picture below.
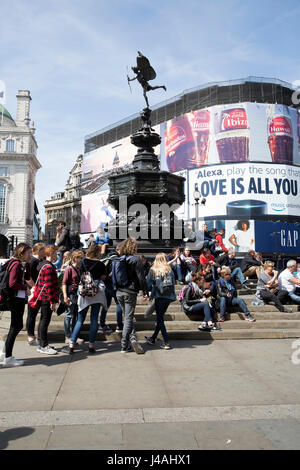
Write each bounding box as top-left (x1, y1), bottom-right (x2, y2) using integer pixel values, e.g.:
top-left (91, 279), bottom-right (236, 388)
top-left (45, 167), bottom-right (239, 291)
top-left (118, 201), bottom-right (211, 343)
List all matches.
top-left (145, 253), bottom-right (176, 350)
top-left (1, 243), bottom-right (32, 367)
top-left (68, 244), bottom-right (106, 354)
top-left (181, 271), bottom-right (216, 331)
top-left (115, 238), bottom-right (148, 354)
top-left (168, 247), bottom-right (184, 284)
top-left (62, 250), bottom-right (85, 346)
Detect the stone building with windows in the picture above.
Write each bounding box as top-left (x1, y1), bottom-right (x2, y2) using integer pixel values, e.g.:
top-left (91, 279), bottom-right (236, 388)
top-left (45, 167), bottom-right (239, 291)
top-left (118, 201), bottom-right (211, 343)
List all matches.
top-left (44, 154), bottom-right (82, 242)
top-left (0, 90), bottom-right (41, 256)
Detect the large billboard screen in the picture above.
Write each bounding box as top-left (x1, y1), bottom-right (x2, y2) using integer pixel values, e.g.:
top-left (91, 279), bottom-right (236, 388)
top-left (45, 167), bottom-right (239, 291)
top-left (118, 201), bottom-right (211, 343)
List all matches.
top-left (161, 103), bottom-right (300, 171)
top-left (81, 102), bottom-right (300, 235)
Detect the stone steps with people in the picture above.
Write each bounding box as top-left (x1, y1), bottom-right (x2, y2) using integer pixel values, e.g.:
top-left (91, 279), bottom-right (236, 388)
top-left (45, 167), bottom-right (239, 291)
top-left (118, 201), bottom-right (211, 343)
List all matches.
top-left (1, 295), bottom-right (299, 342)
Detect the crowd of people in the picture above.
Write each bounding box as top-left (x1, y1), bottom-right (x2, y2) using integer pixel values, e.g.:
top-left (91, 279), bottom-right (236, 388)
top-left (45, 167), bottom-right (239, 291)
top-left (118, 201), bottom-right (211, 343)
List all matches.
top-left (1, 221), bottom-right (300, 368)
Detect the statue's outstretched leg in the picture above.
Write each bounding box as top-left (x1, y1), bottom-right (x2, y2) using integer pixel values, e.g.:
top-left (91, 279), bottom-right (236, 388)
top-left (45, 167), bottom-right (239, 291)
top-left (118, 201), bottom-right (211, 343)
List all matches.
top-left (150, 85), bottom-right (167, 92)
top-left (143, 89), bottom-right (150, 107)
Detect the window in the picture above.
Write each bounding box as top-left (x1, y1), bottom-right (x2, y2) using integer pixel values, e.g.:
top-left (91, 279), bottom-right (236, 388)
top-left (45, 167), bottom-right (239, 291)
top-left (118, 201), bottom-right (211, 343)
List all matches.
top-left (0, 185), bottom-right (6, 223)
top-left (6, 140), bottom-right (15, 152)
top-left (0, 168), bottom-right (8, 177)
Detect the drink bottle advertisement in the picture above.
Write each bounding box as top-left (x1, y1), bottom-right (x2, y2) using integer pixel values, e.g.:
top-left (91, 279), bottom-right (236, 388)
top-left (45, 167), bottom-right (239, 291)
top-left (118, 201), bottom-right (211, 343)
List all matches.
top-left (162, 102), bottom-right (299, 172)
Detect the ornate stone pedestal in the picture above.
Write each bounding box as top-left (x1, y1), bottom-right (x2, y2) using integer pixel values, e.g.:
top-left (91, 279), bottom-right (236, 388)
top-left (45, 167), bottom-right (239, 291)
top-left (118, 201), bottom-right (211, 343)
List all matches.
top-left (108, 107), bottom-right (185, 250)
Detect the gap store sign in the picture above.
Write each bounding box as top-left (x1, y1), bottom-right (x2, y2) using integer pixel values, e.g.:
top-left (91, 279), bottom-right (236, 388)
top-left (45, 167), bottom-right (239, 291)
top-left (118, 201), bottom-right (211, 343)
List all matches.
top-left (255, 221), bottom-right (300, 254)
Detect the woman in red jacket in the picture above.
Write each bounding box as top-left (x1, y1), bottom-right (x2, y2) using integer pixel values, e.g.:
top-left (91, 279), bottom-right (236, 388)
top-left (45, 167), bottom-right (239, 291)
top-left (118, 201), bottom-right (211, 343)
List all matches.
top-left (1, 243), bottom-right (32, 368)
top-left (199, 248), bottom-right (216, 266)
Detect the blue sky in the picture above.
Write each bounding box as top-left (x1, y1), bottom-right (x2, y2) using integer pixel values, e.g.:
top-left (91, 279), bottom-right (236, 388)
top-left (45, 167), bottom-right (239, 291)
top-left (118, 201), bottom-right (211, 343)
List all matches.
top-left (1, 0), bottom-right (300, 228)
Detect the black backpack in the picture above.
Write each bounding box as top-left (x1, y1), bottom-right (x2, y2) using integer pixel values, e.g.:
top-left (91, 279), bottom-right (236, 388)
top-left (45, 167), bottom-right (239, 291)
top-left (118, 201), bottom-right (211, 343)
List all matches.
top-left (111, 255), bottom-right (133, 289)
top-left (0, 259), bottom-right (19, 310)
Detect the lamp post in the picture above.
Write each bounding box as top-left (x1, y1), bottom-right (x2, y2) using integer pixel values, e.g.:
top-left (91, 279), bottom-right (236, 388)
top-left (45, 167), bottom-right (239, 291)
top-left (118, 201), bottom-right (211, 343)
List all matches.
top-left (193, 189), bottom-right (200, 233)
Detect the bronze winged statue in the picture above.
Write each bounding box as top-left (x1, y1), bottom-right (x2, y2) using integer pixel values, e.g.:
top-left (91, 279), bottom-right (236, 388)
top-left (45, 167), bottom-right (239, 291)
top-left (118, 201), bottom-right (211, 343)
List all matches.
top-left (127, 51), bottom-right (166, 108)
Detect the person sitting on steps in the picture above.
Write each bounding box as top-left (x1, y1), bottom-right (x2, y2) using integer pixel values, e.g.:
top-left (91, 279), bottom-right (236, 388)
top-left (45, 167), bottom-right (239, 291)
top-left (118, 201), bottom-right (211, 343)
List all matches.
top-left (216, 267), bottom-right (256, 323)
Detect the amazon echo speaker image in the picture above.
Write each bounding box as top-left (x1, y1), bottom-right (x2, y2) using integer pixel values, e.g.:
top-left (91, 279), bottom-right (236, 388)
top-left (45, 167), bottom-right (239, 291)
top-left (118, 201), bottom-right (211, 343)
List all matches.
top-left (226, 200), bottom-right (267, 217)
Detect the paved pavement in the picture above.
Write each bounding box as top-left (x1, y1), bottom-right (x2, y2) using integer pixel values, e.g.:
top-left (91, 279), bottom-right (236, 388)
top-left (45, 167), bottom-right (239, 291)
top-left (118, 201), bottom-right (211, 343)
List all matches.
top-left (0, 338), bottom-right (300, 450)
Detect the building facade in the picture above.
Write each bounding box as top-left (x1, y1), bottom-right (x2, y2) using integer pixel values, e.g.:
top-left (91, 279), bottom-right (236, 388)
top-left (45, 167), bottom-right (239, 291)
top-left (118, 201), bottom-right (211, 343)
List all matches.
top-left (0, 90), bottom-right (41, 255)
top-left (44, 154), bottom-right (82, 242)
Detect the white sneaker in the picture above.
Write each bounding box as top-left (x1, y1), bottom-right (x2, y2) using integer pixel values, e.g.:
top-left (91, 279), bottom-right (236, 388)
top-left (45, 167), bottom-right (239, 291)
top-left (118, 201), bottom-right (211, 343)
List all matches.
top-left (27, 338), bottom-right (39, 346)
top-left (37, 346), bottom-right (57, 355)
top-left (65, 337), bottom-right (71, 345)
top-left (2, 356), bottom-right (24, 368)
top-left (76, 338), bottom-right (85, 345)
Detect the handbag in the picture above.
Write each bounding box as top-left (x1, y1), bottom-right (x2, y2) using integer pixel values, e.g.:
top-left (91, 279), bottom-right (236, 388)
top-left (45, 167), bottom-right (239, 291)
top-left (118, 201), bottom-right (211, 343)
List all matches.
top-left (56, 295), bottom-right (67, 316)
top-left (28, 283), bottom-right (45, 309)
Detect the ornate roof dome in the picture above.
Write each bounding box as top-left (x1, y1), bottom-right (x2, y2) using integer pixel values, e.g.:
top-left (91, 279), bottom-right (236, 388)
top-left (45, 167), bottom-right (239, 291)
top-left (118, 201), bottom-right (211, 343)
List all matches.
top-left (0, 104), bottom-right (16, 127)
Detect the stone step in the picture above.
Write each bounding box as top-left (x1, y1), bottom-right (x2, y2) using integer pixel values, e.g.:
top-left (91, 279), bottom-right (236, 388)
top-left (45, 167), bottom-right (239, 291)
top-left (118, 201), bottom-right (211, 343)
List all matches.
top-left (106, 311), bottom-right (300, 321)
top-left (19, 328), bottom-right (300, 342)
top-left (132, 304), bottom-right (299, 313)
top-left (44, 319), bottom-right (300, 332)
top-left (1, 303), bottom-right (299, 326)
top-left (135, 295), bottom-right (257, 304)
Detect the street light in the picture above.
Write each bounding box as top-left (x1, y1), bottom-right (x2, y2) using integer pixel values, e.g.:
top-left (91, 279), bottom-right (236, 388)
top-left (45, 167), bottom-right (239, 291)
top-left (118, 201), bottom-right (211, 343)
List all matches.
top-left (193, 189), bottom-right (200, 233)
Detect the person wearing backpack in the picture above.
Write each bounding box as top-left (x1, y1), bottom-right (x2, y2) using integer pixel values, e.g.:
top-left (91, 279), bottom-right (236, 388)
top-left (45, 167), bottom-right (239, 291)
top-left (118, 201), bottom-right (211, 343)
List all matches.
top-left (113, 238), bottom-right (148, 354)
top-left (61, 250), bottom-right (85, 346)
top-left (144, 253), bottom-right (176, 350)
top-left (68, 244), bottom-right (106, 354)
top-left (1, 243), bottom-right (32, 367)
top-left (99, 247), bottom-right (123, 334)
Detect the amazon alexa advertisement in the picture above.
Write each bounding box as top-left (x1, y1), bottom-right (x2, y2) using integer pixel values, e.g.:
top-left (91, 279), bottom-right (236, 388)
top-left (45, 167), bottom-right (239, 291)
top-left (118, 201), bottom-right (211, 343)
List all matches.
top-left (188, 162), bottom-right (300, 219)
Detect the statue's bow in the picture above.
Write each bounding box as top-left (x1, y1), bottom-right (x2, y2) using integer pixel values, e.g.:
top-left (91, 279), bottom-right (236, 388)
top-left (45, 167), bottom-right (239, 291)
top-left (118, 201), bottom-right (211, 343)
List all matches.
top-left (127, 67), bottom-right (132, 94)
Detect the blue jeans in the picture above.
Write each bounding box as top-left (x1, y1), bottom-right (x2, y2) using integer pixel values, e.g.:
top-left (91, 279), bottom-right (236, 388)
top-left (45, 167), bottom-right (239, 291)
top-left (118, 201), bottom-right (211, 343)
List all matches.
top-left (71, 303), bottom-right (101, 345)
top-left (54, 252), bottom-right (63, 270)
top-left (116, 291), bottom-right (137, 349)
top-left (151, 298), bottom-right (171, 343)
top-left (231, 267), bottom-right (246, 284)
top-left (172, 264), bottom-right (183, 282)
top-left (219, 296), bottom-right (250, 316)
top-left (100, 287), bottom-right (123, 329)
top-left (186, 301), bottom-right (213, 322)
top-left (64, 298), bottom-right (78, 337)
top-left (288, 292), bottom-right (300, 305)
top-left (203, 240), bottom-right (215, 251)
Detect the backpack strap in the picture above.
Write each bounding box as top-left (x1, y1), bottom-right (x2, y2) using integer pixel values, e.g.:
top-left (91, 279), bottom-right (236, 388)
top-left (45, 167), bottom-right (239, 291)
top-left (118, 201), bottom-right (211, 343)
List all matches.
top-left (36, 263), bottom-right (53, 284)
top-left (70, 265), bottom-right (80, 278)
top-left (7, 259), bottom-right (20, 272)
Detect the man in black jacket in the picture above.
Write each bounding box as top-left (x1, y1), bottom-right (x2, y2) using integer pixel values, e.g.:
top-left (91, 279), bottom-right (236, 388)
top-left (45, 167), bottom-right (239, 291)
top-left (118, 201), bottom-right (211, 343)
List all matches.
top-left (55, 222), bottom-right (72, 269)
top-left (216, 268), bottom-right (256, 322)
top-left (241, 250), bottom-right (263, 279)
top-left (115, 238), bottom-right (148, 354)
top-left (215, 248), bottom-right (251, 290)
